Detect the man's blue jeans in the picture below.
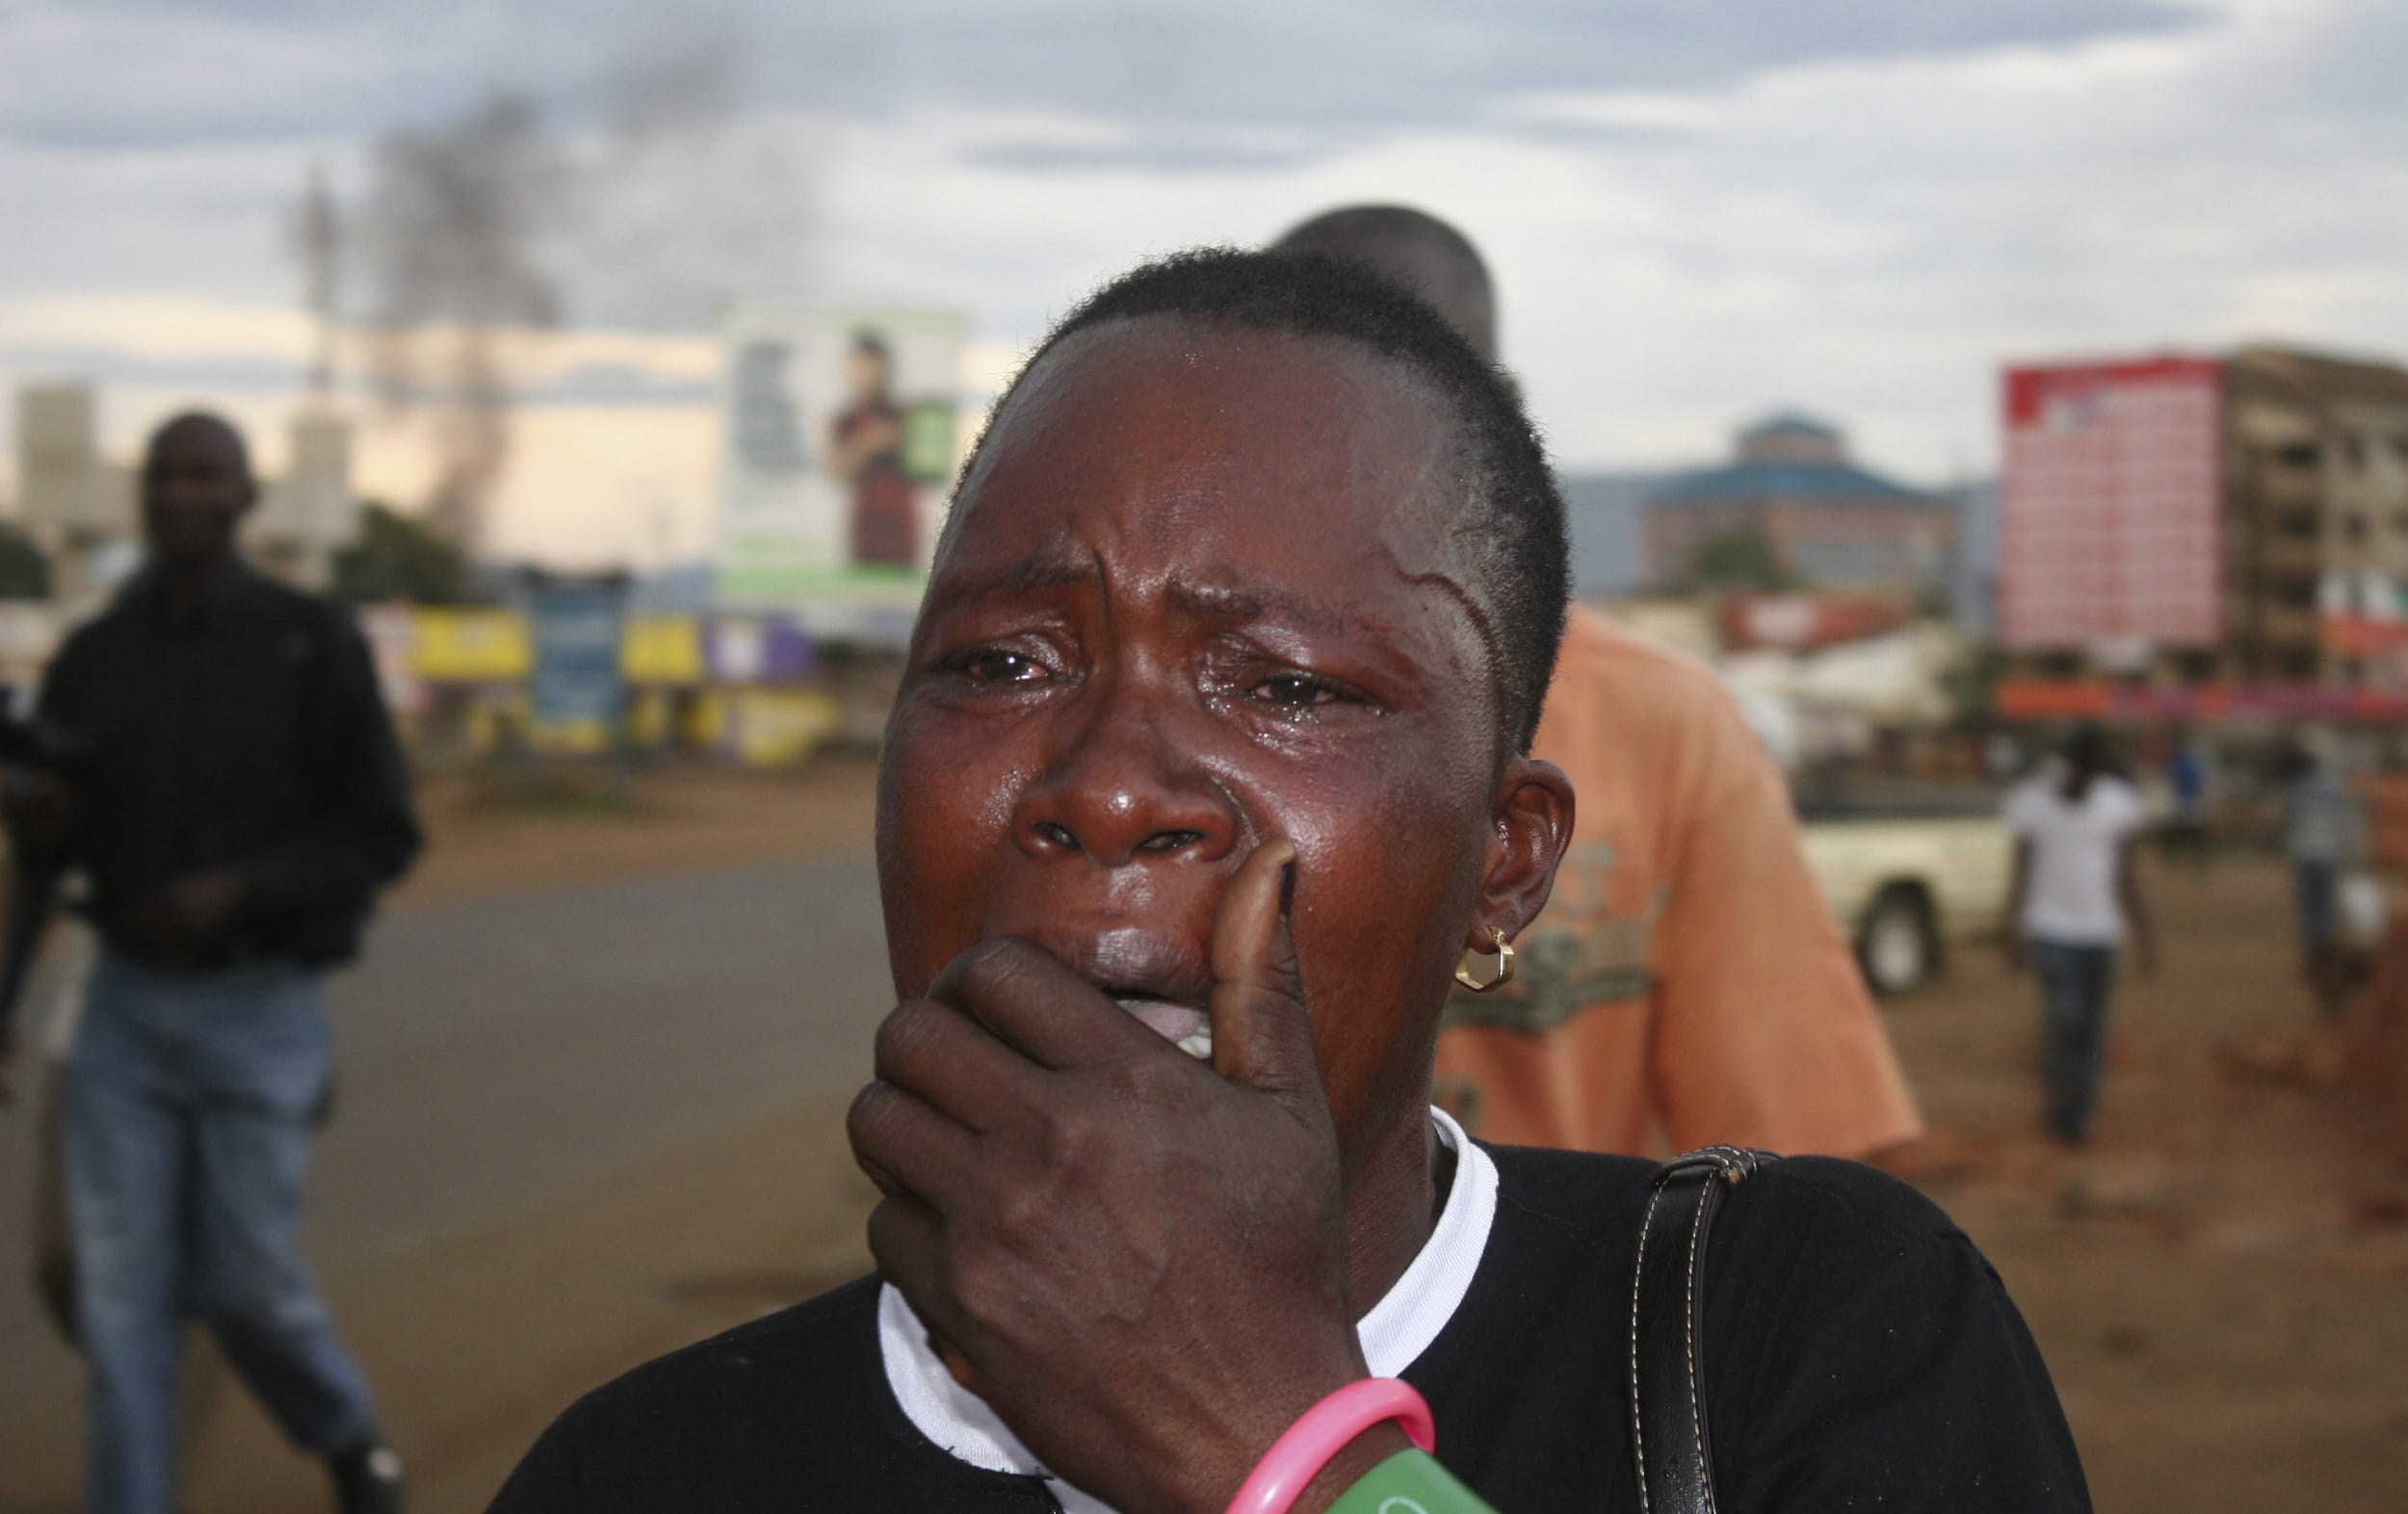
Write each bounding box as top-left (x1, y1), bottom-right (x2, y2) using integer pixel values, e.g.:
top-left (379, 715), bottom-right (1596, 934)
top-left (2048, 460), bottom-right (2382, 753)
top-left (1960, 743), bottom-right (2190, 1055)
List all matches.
top-left (64, 949), bottom-right (378, 1514)
top-left (2031, 939), bottom-right (2118, 1144)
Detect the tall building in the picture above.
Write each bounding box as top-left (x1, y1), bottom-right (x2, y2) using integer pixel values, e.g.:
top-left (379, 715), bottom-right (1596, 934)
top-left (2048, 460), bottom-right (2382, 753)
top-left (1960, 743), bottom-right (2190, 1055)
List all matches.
top-left (1997, 346), bottom-right (2408, 689)
top-left (2227, 347), bottom-right (2408, 685)
top-left (14, 386), bottom-right (124, 605)
top-left (1998, 356), bottom-right (2223, 672)
top-left (1643, 413), bottom-right (1957, 595)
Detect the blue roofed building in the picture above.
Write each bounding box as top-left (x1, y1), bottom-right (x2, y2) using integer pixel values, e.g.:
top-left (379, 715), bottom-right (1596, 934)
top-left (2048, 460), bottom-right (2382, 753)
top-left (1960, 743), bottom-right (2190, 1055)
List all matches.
top-left (1643, 413), bottom-right (1957, 596)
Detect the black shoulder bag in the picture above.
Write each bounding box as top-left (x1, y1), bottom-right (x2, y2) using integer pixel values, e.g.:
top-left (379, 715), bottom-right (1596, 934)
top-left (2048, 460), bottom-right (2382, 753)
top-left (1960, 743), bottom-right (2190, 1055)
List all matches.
top-left (1626, 1145), bottom-right (1780, 1514)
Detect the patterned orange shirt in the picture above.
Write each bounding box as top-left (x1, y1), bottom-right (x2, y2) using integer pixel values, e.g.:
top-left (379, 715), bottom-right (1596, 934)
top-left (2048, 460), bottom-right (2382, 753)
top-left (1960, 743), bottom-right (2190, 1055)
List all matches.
top-left (1434, 607), bottom-right (1922, 1158)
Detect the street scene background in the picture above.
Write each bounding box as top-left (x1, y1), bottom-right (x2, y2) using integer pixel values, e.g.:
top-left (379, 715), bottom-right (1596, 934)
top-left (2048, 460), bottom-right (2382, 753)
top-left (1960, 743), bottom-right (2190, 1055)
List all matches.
top-left (6, 2), bottom-right (2408, 1509)
top-left (3, 764), bottom-right (2403, 1511)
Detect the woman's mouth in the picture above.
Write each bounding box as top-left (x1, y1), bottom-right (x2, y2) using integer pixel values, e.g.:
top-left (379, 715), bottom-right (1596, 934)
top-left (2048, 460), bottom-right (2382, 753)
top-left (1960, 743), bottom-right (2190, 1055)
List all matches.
top-left (1108, 993), bottom-right (1213, 1060)
top-left (1021, 925), bottom-right (1217, 1060)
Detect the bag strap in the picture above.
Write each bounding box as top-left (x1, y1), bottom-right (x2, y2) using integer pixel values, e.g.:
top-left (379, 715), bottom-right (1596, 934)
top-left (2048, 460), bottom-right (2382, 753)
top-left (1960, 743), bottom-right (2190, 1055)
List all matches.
top-left (1627, 1145), bottom-right (1780, 1514)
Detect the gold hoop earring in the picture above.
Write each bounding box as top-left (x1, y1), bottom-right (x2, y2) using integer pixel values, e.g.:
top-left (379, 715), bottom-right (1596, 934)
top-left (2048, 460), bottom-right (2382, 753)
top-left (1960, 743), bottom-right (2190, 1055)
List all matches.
top-left (1453, 926), bottom-right (1515, 993)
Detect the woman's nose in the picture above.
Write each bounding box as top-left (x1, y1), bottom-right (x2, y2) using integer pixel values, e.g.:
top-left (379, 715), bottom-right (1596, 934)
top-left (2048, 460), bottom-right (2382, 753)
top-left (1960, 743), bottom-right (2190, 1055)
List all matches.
top-left (1012, 695), bottom-right (1235, 868)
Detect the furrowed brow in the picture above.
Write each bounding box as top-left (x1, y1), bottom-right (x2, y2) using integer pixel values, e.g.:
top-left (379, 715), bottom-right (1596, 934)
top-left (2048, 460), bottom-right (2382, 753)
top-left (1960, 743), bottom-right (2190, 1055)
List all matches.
top-left (923, 545), bottom-right (1096, 616)
top-left (1166, 577), bottom-right (1359, 640)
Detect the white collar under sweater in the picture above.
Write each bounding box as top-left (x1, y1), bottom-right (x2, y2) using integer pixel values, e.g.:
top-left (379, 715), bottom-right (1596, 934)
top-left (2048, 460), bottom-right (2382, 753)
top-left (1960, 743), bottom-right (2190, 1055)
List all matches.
top-left (877, 1107), bottom-right (1500, 1514)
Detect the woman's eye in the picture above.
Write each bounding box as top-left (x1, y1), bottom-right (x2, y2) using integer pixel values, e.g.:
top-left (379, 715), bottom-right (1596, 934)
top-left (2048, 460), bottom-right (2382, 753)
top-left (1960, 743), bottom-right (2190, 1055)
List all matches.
top-left (1252, 672), bottom-right (1344, 709)
top-left (949, 647), bottom-right (1047, 685)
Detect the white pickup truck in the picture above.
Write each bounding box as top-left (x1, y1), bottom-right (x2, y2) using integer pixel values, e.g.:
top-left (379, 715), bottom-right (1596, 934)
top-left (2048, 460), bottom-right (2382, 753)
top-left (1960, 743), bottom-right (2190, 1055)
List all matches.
top-left (1794, 794), bottom-right (2013, 997)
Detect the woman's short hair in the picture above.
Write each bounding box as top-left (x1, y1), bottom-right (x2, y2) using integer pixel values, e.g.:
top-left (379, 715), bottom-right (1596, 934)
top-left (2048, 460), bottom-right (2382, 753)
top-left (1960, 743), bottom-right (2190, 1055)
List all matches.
top-left (956, 247), bottom-right (1570, 754)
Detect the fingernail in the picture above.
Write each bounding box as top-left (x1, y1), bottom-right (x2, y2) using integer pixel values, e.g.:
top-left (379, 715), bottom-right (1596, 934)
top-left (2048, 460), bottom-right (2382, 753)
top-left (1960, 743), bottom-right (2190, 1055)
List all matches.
top-left (1278, 860), bottom-right (1296, 918)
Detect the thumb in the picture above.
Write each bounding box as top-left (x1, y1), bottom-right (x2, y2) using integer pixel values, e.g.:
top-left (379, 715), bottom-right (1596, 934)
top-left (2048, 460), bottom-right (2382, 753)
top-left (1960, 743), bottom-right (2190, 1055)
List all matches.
top-left (1207, 838), bottom-right (1317, 1097)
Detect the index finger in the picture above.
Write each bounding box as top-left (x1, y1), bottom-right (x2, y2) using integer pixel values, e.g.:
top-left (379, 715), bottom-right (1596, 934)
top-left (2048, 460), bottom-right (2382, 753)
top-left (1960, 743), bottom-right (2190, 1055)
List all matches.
top-left (925, 936), bottom-right (1161, 1071)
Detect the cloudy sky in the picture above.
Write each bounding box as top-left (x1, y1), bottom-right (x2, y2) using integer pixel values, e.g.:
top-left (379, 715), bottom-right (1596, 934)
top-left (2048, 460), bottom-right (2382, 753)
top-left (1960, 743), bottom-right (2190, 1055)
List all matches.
top-left (3, 0), bottom-right (2403, 566)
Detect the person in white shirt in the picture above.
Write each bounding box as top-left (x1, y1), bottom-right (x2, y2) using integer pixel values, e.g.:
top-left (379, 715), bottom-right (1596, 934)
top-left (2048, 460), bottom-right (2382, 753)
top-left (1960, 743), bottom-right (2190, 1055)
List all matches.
top-left (2275, 742), bottom-right (2366, 1013)
top-left (2002, 725), bottom-right (2157, 1144)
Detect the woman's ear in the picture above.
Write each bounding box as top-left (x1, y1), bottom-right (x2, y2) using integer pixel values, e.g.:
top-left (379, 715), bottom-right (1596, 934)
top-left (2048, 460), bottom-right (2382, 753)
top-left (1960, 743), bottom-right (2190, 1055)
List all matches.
top-left (1472, 755), bottom-right (1575, 946)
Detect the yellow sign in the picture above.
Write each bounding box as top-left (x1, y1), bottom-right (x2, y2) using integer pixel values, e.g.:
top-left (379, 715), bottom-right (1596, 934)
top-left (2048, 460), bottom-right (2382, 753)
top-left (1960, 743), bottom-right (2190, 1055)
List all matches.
top-left (622, 614), bottom-right (707, 684)
top-left (728, 689), bottom-right (842, 768)
top-left (410, 610), bottom-right (532, 682)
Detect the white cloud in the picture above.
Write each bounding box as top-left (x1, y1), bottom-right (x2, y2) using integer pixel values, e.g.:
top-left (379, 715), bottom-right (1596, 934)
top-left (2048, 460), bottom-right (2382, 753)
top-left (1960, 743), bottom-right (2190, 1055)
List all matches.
top-left (3, 0), bottom-right (2403, 558)
top-left (0, 8), bottom-right (384, 144)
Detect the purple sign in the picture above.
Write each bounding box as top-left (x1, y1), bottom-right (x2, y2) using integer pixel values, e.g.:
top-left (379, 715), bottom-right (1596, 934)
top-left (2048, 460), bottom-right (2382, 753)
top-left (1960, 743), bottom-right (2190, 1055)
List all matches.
top-left (705, 615), bottom-right (815, 685)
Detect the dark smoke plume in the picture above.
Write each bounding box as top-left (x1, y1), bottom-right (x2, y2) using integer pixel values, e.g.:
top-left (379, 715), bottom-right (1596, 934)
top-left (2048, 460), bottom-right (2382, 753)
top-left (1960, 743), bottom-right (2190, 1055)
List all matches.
top-left (574, 35), bottom-right (822, 330)
top-left (356, 37), bottom-right (816, 557)
top-left (358, 95), bottom-right (568, 552)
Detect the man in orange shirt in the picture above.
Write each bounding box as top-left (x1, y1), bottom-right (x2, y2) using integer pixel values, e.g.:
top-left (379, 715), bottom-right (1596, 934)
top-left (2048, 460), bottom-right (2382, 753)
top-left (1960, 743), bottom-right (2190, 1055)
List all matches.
top-left (1277, 206), bottom-right (1920, 1158)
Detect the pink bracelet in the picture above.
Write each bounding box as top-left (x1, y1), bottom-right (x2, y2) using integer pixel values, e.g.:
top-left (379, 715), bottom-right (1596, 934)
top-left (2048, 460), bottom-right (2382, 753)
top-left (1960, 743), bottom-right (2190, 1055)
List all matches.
top-left (1225, 1377), bottom-right (1437, 1514)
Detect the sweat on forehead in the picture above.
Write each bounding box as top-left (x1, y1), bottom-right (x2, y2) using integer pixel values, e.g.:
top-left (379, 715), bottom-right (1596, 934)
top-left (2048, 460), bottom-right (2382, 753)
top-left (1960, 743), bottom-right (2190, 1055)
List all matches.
top-left (951, 317), bottom-right (1468, 531)
top-left (934, 317), bottom-right (1494, 662)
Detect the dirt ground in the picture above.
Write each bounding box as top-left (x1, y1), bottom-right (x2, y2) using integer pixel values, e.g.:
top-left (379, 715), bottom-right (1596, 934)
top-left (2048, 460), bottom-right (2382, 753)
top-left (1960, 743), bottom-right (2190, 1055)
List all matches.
top-left (1881, 857), bottom-right (2408, 1511)
top-left (13, 770), bottom-right (2408, 1511)
top-left (396, 759), bottom-right (883, 905)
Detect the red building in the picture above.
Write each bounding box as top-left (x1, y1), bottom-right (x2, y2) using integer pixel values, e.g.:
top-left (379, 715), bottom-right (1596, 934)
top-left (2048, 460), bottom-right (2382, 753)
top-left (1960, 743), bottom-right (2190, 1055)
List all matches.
top-left (1996, 346), bottom-right (2408, 695)
top-left (1998, 356), bottom-right (2223, 656)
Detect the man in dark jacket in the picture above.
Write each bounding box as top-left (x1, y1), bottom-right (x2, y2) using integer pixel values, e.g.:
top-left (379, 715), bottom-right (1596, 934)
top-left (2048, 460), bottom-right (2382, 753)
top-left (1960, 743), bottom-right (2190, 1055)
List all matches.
top-left (0, 412), bottom-right (420, 1514)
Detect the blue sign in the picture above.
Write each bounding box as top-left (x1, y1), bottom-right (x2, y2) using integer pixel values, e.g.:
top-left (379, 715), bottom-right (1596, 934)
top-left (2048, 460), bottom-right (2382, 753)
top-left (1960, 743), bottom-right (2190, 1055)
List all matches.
top-left (527, 576), bottom-right (630, 748)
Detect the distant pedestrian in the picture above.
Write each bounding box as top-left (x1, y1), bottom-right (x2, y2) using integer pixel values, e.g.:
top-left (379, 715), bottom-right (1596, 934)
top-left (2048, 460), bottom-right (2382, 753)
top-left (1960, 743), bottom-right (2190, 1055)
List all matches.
top-left (2159, 729), bottom-right (2212, 873)
top-left (0, 412), bottom-right (421, 1514)
top-left (2003, 726), bottom-right (2156, 1145)
top-left (2278, 742), bottom-right (2366, 1013)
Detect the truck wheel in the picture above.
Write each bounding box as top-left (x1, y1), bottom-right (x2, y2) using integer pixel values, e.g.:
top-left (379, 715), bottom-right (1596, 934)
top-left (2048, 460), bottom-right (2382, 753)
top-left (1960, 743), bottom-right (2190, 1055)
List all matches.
top-left (1858, 887), bottom-right (1938, 997)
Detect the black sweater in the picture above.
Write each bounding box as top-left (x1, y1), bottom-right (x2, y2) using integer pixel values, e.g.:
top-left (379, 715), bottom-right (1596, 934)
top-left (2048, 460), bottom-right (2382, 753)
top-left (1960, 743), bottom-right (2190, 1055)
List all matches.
top-left (491, 1147), bottom-right (2090, 1512)
top-left (34, 564), bottom-right (421, 970)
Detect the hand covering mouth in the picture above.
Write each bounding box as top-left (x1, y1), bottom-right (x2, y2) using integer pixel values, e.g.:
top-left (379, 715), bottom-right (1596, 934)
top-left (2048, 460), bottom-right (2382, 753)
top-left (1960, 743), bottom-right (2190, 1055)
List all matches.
top-left (1033, 926), bottom-right (1216, 1060)
top-left (1103, 992), bottom-right (1214, 1060)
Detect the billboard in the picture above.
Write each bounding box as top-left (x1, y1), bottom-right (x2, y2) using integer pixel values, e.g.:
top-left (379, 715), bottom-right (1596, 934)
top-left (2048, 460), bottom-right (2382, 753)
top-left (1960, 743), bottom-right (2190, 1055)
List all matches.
top-left (1998, 357), bottom-right (2223, 650)
top-left (526, 574), bottom-right (632, 753)
top-left (716, 303), bottom-right (965, 608)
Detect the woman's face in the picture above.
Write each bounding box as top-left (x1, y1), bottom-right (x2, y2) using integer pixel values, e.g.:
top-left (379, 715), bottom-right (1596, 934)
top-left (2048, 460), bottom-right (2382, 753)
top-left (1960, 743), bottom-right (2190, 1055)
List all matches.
top-left (876, 317), bottom-right (1559, 1157)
